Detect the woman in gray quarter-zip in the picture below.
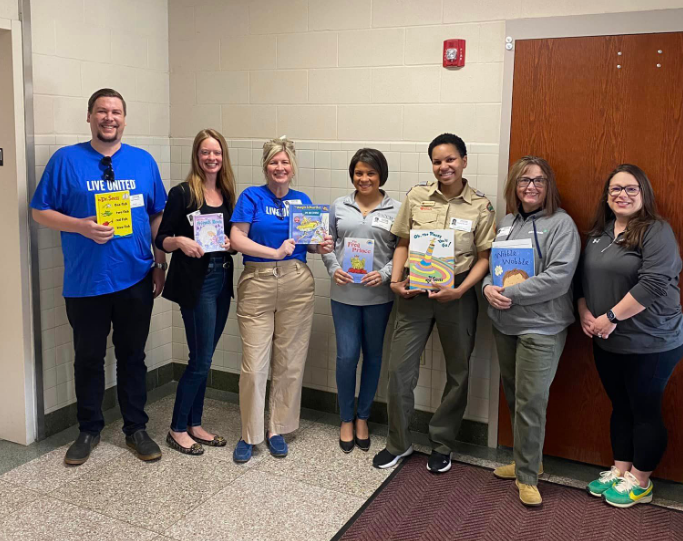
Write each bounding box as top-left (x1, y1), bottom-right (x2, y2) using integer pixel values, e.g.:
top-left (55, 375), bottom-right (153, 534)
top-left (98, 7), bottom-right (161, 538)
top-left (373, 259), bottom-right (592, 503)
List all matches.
top-left (482, 156), bottom-right (580, 507)
top-left (578, 164), bottom-right (683, 509)
top-left (321, 148), bottom-right (400, 453)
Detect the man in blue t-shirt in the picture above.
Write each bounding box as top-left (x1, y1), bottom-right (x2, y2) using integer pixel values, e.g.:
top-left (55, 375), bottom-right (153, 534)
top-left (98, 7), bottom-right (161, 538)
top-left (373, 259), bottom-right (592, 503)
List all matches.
top-left (31, 88), bottom-right (168, 465)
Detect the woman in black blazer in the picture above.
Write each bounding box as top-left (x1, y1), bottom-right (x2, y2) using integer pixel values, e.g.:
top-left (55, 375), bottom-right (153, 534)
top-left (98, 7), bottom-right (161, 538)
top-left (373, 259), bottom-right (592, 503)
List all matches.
top-left (156, 129), bottom-right (236, 455)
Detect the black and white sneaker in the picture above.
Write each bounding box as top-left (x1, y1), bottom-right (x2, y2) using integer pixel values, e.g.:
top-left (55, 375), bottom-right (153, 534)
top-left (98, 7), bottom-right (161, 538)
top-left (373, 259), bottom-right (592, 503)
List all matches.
top-left (427, 450), bottom-right (452, 473)
top-left (372, 446), bottom-right (413, 469)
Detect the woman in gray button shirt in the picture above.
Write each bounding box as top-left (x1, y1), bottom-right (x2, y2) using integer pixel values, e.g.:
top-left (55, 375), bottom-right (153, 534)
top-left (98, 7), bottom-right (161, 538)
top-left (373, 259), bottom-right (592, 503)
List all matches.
top-left (322, 148), bottom-right (400, 453)
top-left (578, 164), bottom-right (683, 508)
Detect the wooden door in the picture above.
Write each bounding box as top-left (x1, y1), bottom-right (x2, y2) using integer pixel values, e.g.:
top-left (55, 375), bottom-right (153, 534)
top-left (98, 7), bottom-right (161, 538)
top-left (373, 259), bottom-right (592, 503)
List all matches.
top-left (501, 32), bottom-right (683, 482)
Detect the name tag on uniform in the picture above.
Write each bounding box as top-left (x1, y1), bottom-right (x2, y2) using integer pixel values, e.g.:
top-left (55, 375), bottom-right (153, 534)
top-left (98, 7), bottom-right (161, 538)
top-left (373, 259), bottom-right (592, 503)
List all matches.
top-left (130, 194), bottom-right (144, 208)
top-left (186, 210), bottom-right (201, 226)
top-left (372, 214), bottom-right (392, 231)
top-left (449, 217), bottom-right (472, 232)
top-left (421, 201), bottom-right (435, 207)
top-left (497, 226), bottom-right (512, 237)
top-left (283, 199), bottom-right (303, 210)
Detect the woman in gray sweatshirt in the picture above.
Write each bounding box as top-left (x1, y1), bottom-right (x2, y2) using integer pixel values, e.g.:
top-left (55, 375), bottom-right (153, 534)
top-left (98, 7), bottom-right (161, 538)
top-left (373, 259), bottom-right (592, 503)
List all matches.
top-left (482, 156), bottom-right (580, 507)
top-left (322, 148), bottom-right (400, 453)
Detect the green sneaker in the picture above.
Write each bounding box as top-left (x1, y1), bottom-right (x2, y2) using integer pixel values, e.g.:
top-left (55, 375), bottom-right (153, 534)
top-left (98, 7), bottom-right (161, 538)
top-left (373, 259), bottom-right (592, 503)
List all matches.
top-left (603, 471), bottom-right (653, 508)
top-left (587, 466), bottom-right (622, 497)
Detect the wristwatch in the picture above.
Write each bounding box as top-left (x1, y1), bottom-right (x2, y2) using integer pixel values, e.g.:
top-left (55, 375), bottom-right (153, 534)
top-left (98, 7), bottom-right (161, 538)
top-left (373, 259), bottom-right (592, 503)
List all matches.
top-left (606, 309), bottom-right (619, 323)
top-left (154, 262), bottom-right (168, 271)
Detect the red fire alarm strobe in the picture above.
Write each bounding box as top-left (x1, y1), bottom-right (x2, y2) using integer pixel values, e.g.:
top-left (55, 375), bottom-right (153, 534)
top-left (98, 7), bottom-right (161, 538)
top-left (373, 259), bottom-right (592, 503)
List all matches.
top-left (443, 39), bottom-right (466, 68)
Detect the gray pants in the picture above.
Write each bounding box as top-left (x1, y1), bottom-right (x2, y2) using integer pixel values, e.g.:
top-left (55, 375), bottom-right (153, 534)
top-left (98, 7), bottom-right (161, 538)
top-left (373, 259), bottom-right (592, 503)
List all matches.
top-left (493, 327), bottom-right (568, 485)
top-left (386, 274), bottom-right (477, 456)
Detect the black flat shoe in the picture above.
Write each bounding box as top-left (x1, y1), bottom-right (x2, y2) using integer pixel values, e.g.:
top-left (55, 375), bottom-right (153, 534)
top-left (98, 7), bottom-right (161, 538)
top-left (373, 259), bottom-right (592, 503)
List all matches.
top-left (125, 430), bottom-right (162, 461)
top-left (64, 432), bottom-right (100, 465)
top-left (166, 432), bottom-right (204, 455)
top-left (354, 435), bottom-right (370, 451)
top-left (189, 434), bottom-right (227, 447)
top-left (339, 438), bottom-right (354, 453)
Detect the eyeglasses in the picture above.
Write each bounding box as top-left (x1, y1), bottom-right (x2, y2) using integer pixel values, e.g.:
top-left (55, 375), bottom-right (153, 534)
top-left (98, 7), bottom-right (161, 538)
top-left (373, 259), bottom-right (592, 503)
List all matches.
top-left (517, 177), bottom-right (547, 188)
top-left (274, 198), bottom-right (285, 220)
top-left (101, 156), bottom-right (115, 186)
top-left (609, 185), bottom-right (641, 197)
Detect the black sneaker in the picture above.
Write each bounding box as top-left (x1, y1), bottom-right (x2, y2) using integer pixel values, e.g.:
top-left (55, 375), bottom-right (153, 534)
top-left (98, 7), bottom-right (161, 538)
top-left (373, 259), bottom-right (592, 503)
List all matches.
top-left (372, 446), bottom-right (413, 469)
top-left (125, 430), bottom-right (162, 461)
top-left (64, 432), bottom-right (100, 466)
top-left (427, 450), bottom-right (452, 473)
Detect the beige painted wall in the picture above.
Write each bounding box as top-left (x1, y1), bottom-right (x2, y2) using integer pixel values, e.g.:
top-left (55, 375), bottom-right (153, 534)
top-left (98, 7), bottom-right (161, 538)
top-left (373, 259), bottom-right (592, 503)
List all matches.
top-left (0, 15), bottom-right (34, 444)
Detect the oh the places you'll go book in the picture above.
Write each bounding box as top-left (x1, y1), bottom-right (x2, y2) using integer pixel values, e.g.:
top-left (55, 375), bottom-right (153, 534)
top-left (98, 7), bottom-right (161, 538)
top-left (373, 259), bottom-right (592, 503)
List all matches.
top-left (409, 229), bottom-right (455, 290)
top-left (289, 204), bottom-right (330, 244)
top-left (491, 238), bottom-right (535, 287)
top-left (342, 238), bottom-right (375, 284)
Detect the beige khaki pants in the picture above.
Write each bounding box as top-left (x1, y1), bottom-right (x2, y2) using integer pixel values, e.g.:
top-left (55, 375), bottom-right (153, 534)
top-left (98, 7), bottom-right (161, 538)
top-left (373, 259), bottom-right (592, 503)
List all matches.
top-left (236, 259), bottom-right (315, 445)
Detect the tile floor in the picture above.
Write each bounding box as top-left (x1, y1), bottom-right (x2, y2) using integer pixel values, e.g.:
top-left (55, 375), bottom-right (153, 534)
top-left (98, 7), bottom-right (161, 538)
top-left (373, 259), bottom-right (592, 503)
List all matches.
top-left (0, 386), bottom-right (682, 541)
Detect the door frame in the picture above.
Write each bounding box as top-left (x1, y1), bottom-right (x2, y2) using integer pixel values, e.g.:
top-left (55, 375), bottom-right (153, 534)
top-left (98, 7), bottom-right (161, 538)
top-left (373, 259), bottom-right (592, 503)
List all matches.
top-left (490, 8), bottom-right (683, 448)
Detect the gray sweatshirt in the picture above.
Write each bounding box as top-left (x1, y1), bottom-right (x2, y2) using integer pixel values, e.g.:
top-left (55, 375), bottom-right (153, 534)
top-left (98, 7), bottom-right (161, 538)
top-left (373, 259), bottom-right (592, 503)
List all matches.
top-left (322, 191), bottom-right (400, 306)
top-left (578, 220), bottom-right (683, 354)
top-left (482, 208), bottom-right (581, 335)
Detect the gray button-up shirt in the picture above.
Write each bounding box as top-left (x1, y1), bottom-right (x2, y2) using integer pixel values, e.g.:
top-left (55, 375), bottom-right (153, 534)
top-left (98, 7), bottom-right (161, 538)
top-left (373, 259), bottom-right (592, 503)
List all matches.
top-left (322, 191), bottom-right (400, 306)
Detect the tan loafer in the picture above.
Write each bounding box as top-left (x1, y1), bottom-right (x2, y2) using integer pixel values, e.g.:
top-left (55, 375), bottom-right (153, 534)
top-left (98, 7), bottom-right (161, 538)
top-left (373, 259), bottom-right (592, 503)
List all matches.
top-left (493, 461), bottom-right (544, 480)
top-left (515, 480), bottom-right (543, 506)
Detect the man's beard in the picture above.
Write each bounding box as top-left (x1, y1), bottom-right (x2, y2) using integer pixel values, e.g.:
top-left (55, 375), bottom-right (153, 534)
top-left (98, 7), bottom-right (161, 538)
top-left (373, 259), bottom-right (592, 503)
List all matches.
top-left (97, 126), bottom-right (119, 143)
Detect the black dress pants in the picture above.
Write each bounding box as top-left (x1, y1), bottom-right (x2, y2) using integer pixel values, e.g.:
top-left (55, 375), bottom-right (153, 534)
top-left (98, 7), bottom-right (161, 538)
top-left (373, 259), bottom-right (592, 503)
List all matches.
top-left (65, 272), bottom-right (154, 436)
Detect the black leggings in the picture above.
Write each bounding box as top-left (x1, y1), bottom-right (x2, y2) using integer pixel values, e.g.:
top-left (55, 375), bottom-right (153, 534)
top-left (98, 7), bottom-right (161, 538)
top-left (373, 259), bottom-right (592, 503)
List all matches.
top-left (593, 343), bottom-right (683, 472)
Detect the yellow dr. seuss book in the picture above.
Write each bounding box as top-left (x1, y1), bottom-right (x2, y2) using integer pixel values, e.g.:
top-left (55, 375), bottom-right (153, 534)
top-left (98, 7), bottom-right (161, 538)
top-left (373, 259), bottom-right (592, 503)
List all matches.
top-left (95, 190), bottom-right (133, 238)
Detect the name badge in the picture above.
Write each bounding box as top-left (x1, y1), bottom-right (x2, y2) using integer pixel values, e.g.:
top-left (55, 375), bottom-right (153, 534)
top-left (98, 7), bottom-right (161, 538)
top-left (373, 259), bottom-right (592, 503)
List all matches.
top-left (450, 217), bottom-right (472, 232)
top-left (186, 210), bottom-right (201, 226)
top-left (421, 201), bottom-right (435, 207)
top-left (130, 194), bottom-right (144, 209)
top-left (283, 199), bottom-right (303, 210)
top-left (372, 214), bottom-right (393, 232)
top-left (497, 226), bottom-right (512, 237)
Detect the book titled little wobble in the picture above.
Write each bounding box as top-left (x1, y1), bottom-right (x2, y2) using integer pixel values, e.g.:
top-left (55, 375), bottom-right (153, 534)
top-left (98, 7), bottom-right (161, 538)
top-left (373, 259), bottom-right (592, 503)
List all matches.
top-left (409, 229), bottom-right (455, 290)
top-left (491, 239), bottom-right (535, 287)
top-left (193, 213), bottom-right (225, 253)
top-left (289, 204), bottom-right (330, 245)
top-left (342, 238), bottom-right (375, 284)
top-left (95, 190), bottom-right (132, 238)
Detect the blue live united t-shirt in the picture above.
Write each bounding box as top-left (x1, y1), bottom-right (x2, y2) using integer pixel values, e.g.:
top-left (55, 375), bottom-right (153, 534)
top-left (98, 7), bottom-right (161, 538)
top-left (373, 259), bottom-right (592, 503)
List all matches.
top-left (31, 142), bottom-right (167, 297)
top-left (231, 185), bottom-right (312, 263)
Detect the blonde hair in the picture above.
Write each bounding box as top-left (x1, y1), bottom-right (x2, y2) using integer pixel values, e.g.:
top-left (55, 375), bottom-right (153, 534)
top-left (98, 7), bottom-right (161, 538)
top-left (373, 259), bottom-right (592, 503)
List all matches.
top-left (187, 129), bottom-right (236, 210)
top-left (262, 136), bottom-right (298, 182)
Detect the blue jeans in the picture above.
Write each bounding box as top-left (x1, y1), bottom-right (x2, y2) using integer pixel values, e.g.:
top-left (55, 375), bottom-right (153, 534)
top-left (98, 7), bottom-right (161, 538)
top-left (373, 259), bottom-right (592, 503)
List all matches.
top-left (331, 300), bottom-right (393, 423)
top-left (171, 258), bottom-right (232, 432)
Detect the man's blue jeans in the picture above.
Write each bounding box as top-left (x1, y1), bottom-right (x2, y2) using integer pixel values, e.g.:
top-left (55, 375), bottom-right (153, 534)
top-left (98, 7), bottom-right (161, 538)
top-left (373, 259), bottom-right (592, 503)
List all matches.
top-left (331, 300), bottom-right (393, 423)
top-left (171, 258), bottom-right (232, 432)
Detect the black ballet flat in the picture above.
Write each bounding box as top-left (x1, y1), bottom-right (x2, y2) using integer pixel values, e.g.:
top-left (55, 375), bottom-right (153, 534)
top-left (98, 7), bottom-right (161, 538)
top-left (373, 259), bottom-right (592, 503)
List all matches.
top-left (166, 432), bottom-right (204, 455)
top-left (340, 438), bottom-right (355, 453)
top-left (189, 433), bottom-right (227, 447)
top-left (354, 435), bottom-right (371, 451)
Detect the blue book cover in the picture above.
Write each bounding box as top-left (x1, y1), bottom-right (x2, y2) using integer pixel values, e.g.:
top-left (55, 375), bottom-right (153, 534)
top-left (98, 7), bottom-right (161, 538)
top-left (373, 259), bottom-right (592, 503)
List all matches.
top-left (289, 204), bottom-right (330, 244)
top-left (342, 238), bottom-right (375, 284)
top-left (491, 239), bottom-right (535, 287)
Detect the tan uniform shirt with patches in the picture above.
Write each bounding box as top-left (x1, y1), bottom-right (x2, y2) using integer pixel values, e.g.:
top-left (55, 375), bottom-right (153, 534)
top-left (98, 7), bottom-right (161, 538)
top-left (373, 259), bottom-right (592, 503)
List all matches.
top-left (392, 180), bottom-right (496, 276)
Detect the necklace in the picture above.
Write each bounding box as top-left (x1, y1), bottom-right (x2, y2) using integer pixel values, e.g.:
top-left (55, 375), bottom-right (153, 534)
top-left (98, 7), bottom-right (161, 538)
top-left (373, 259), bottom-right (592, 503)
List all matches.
top-left (356, 194), bottom-right (383, 217)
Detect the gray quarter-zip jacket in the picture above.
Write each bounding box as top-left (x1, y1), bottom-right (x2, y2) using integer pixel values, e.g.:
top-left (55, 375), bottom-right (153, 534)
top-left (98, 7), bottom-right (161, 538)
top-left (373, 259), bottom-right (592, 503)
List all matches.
top-left (578, 220), bottom-right (683, 354)
top-left (322, 191), bottom-right (400, 306)
top-left (482, 208), bottom-right (581, 335)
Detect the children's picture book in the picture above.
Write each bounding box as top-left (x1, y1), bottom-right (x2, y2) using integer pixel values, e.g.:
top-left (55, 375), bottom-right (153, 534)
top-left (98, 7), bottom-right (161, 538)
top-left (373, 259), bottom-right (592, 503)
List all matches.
top-left (193, 213), bottom-right (225, 253)
top-left (409, 229), bottom-right (455, 290)
top-left (95, 190), bottom-right (132, 238)
top-left (289, 204), bottom-right (330, 244)
top-left (342, 238), bottom-right (375, 284)
top-left (491, 238), bottom-right (535, 287)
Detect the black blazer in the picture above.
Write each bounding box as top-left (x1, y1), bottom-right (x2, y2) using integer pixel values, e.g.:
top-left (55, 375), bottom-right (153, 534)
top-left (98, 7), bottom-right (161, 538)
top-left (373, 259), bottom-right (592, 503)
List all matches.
top-left (156, 182), bottom-right (234, 309)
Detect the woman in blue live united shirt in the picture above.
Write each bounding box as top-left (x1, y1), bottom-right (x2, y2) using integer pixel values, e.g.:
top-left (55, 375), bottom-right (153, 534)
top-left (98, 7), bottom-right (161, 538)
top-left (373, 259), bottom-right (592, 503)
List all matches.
top-left (229, 137), bottom-right (333, 463)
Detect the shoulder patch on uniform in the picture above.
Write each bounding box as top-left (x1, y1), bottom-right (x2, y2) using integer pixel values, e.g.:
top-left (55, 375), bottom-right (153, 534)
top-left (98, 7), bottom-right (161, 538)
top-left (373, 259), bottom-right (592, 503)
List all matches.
top-left (475, 189), bottom-right (485, 197)
top-left (487, 202), bottom-right (494, 212)
top-left (406, 181), bottom-right (429, 195)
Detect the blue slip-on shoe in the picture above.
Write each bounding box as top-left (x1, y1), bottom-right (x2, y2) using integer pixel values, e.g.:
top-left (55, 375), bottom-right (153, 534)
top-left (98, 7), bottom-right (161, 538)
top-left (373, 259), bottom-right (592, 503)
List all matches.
top-left (233, 439), bottom-right (253, 463)
top-left (267, 434), bottom-right (288, 458)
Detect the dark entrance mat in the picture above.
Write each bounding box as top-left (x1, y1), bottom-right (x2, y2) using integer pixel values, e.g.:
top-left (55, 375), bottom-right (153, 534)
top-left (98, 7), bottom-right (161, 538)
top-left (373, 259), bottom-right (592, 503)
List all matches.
top-left (333, 453), bottom-right (683, 541)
